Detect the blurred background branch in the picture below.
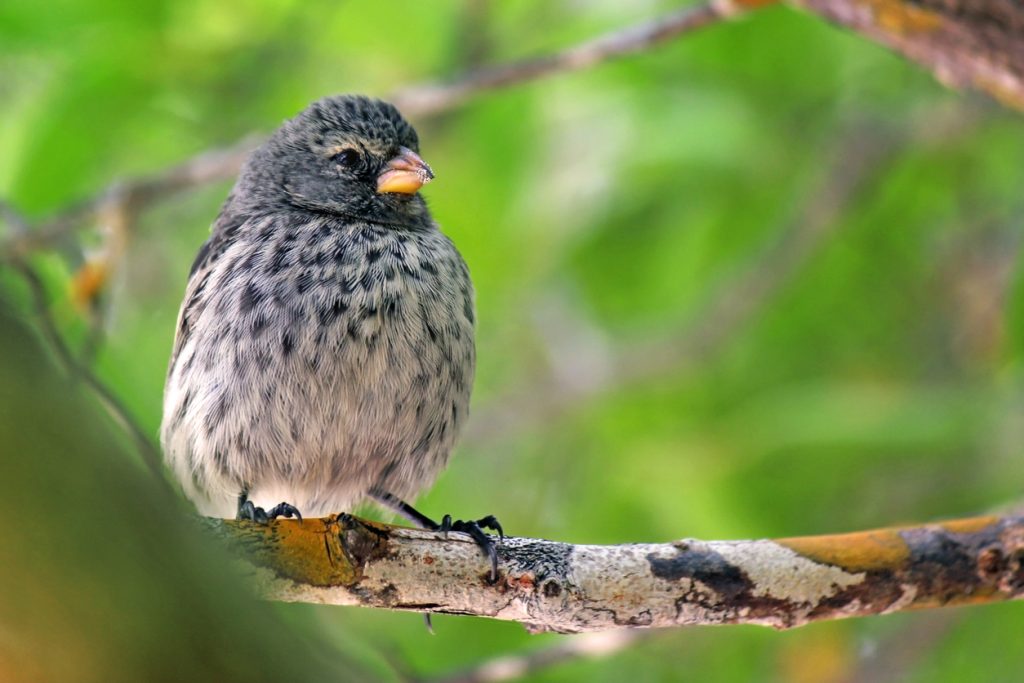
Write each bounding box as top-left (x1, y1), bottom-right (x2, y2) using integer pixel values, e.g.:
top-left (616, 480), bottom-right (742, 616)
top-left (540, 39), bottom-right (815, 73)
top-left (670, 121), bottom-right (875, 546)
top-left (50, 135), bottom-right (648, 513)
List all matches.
top-left (2, 138), bottom-right (263, 258)
top-left (794, 0), bottom-right (1024, 110)
top-left (388, 1), bottom-right (734, 116)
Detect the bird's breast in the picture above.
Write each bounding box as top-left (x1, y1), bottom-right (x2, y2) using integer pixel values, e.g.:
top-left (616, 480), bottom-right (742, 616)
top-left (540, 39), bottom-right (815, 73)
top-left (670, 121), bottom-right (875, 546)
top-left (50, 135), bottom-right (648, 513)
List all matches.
top-left (270, 219), bottom-right (475, 395)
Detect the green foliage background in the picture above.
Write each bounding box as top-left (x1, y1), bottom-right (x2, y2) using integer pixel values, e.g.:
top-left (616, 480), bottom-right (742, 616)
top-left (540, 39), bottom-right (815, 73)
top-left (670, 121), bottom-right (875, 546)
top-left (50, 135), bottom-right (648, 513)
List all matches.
top-left (2, 1), bottom-right (1023, 681)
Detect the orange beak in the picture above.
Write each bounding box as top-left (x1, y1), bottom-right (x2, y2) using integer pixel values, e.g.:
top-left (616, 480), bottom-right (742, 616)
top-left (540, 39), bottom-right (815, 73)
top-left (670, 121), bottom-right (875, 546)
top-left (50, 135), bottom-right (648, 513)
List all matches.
top-left (376, 147), bottom-right (434, 194)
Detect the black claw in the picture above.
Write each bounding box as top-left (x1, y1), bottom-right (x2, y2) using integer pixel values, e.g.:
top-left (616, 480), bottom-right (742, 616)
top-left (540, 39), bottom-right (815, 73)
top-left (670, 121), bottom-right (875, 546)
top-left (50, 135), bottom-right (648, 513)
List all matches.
top-left (438, 514), bottom-right (454, 537)
top-left (448, 519), bottom-right (500, 583)
top-left (236, 492), bottom-right (302, 525)
top-left (475, 515), bottom-right (504, 540)
top-left (266, 502), bottom-right (303, 522)
top-left (237, 499), bottom-right (261, 523)
top-left (366, 490), bottom-right (504, 584)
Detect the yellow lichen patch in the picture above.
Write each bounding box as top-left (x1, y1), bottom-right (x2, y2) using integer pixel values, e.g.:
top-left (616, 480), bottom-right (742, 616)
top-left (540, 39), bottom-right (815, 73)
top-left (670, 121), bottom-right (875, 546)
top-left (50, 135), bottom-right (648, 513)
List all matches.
top-left (778, 528), bottom-right (909, 572)
top-left (232, 517), bottom-right (359, 587)
top-left (940, 515), bottom-right (998, 535)
top-left (867, 0), bottom-right (942, 35)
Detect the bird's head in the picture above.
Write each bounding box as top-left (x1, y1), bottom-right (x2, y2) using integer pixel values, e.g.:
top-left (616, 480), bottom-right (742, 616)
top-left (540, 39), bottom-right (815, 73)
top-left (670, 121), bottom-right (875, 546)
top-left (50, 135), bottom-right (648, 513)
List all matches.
top-left (238, 95), bottom-right (434, 228)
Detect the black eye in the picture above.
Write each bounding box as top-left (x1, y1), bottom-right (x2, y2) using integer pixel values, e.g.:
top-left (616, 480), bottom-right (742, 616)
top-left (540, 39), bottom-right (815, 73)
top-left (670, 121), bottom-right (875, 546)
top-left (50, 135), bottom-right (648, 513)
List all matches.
top-left (332, 148), bottom-right (361, 167)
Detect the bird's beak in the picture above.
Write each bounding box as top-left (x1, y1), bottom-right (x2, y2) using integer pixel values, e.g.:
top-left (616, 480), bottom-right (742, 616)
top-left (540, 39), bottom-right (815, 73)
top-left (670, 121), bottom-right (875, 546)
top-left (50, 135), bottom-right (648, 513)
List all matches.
top-left (376, 147), bottom-right (434, 195)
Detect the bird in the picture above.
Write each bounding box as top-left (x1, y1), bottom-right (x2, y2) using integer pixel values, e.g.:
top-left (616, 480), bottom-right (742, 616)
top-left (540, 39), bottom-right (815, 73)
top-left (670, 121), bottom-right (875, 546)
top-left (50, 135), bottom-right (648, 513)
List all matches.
top-left (160, 95), bottom-right (501, 576)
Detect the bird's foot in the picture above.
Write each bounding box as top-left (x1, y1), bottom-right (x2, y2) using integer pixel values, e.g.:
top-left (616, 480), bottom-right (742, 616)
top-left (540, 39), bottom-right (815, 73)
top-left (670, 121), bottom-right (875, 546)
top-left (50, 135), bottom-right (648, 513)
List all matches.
top-left (436, 514), bottom-right (504, 583)
top-left (237, 494), bottom-right (302, 525)
top-left (367, 489), bottom-right (504, 584)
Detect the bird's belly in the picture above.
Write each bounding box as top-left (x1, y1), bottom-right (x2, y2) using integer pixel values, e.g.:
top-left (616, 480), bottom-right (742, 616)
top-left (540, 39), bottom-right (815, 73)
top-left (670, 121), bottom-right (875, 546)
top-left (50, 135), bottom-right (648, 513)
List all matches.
top-left (184, 293), bottom-right (472, 517)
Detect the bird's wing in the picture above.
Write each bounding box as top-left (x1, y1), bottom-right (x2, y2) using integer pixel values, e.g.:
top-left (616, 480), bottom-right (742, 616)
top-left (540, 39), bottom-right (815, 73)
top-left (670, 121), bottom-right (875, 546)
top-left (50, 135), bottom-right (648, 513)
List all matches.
top-left (167, 202), bottom-right (246, 372)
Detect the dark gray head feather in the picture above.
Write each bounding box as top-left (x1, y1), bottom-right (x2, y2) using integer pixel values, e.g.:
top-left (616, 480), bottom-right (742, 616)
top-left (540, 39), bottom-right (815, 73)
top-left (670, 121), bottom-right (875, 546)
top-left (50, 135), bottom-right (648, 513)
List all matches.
top-left (226, 95), bottom-right (430, 228)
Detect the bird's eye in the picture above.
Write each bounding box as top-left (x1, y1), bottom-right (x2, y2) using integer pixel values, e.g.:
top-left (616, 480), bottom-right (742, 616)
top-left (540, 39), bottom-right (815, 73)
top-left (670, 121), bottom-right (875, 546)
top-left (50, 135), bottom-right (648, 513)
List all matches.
top-left (332, 148), bottom-right (361, 167)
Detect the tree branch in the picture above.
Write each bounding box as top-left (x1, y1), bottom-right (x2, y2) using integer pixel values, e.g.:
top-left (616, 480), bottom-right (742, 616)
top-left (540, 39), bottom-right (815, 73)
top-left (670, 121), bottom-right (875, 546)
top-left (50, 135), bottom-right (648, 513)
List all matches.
top-left (3, 137), bottom-right (262, 258)
top-left (792, 0), bottom-right (1024, 109)
top-left (209, 513), bottom-right (1024, 634)
top-left (388, 1), bottom-right (737, 116)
